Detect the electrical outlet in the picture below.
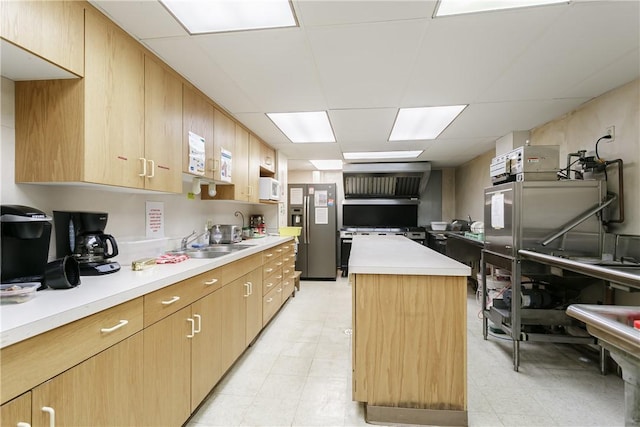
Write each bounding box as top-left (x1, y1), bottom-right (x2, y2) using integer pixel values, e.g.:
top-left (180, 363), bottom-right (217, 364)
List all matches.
top-left (605, 125), bottom-right (615, 142)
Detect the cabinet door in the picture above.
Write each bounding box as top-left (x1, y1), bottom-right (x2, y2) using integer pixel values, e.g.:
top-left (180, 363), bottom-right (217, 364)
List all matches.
top-left (84, 8), bottom-right (145, 189)
top-left (144, 55), bottom-right (183, 193)
top-left (143, 307), bottom-right (192, 426)
top-left (260, 140), bottom-right (276, 174)
top-left (191, 290), bottom-right (223, 410)
top-left (234, 125), bottom-right (250, 201)
top-left (1, 392), bottom-right (31, 427)
top-left (31, 333), bottom-right (143, 427)
top-left (221, 278), bottom-right (247, 372)
top-left (245, 267), bottom-right (264, 346)
top-left (213, 108), bottom-right (235, 182)
top-left (248, 134), bottom-right (261, 203)
top-left (183, 84), bottom-right (214, 179)
top-left (1, 0), bottom-right (84, 76)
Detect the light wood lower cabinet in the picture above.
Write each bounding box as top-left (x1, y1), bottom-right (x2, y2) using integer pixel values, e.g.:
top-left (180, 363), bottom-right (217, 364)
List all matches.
top-left (221, 266), bottom-right (263, 371)
top-left (32, 332), bottom-right (144, 427)
top-left (352, 273), bottom-right (467, 413)
top-left (0, 392), bottom-right (31, 427)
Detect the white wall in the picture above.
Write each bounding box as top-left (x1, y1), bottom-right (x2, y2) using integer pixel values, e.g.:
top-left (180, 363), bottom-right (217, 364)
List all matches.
top-left (1, 77), bottom-right (278, 259)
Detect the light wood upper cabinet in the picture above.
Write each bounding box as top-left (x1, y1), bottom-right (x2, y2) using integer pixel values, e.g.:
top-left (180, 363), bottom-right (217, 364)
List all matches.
top-left (183, 84), bottom-right (214, 179)
top-left (234, 125), bottom-right (250, 201)
top-left (84, 7), bottom-right (145, 189)
top-left (213, 107), bottom-right (235, 182)
top-left (31, 333), bottom-right (144, 427)
top-left (259, 140), bottom-right (276, 174)
top-left (248, 134), bottom-right (261, 203)
top-left (144, 55), bottom-right (183, 193)
top-left (1, 0), bottom-right (84, 76)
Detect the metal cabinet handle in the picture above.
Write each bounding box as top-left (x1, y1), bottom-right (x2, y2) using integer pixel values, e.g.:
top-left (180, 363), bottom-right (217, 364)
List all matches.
top-left (41, 407), bottom-right (55, 427)
top-left (276, 249), bottom-right (282, 253)
top-left (187, 318), bottom-right (195, 338)
top-left (100, 320), bottom-right (128, 333)
top-left (138, 158), bottom-right (147, 177)
top-left (265, 268), bottom-right (274, 273)
top-left (147, 159), bottom-right (155, 178)
top-left (266, 282), bottom-right (274, 288)
top-left (266, 297), bottom-right (273, 303)
top-left (277, 288), bottom-right (283, 293)
top-left (265, 253), bottom-right (274, 258)
top-left (247, 281), bottom-right (253, 295)
top-left (204, 278), bottom-right (218, 285)
top-left (17, 422), bottom-right (31, 427)
top-left (194, 314), bottom-right (202, 333)
top-left (161, 296), bottom-right (180, 305)
top-left (212, 159), bottom-right (219, 172)
top-left (276, 262), bottom-right (283, 266)
top-left (283, 269), bottom-right (290, 274)
top-left (244, 283), bottom-right (250, 297)
top-left (275, 275), bottom-right (283, 280)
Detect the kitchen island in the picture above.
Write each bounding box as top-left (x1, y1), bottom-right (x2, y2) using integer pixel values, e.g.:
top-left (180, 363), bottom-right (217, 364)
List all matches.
top-left (349, 235), bottom-right (471, 426)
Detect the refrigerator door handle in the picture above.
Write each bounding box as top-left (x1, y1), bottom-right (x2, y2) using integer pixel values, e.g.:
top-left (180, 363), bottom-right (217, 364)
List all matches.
top-left (304, 195), bottom-right (310, 244)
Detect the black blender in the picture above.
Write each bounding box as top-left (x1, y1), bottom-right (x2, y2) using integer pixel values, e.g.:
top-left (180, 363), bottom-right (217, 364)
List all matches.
top-left (53, 211), bottom-right (120, 275)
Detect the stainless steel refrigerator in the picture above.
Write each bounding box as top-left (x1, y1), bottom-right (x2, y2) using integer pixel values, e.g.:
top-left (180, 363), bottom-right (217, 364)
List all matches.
top-left (288, 183), bottom-right (337, 280)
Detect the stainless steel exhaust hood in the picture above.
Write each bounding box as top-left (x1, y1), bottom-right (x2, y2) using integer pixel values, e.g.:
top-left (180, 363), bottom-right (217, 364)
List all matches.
top-left (342, 162), bottom-right (431, 200)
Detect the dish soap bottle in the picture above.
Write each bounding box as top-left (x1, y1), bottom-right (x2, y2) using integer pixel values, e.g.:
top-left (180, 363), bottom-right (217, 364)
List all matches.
top-left (213, 225), bottom-right (222, 245)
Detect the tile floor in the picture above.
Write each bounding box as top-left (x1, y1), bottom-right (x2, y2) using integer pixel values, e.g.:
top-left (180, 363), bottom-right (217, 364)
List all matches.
top-left (187, 275), bottom-right (625, 427)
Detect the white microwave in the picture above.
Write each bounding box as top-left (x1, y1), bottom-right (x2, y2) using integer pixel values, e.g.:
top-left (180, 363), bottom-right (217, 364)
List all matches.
top-left (259, 177), bottom-right (280, 201)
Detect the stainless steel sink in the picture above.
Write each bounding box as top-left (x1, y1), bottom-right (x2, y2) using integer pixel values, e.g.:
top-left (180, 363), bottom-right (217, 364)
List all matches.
top-left (567, 304), bottom-right (640, 426)
top-left (168, 244), bottom-right (253, 259)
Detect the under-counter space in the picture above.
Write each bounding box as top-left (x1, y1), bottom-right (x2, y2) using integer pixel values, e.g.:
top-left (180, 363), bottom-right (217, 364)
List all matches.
top-left (349, 235), bottom-right (470, 426)
top-left (0, 236), bottom-right (291, 349)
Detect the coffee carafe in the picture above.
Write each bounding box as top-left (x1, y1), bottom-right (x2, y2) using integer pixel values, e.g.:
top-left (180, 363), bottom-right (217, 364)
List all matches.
top-left (53, 211), bottom-right (121, 275)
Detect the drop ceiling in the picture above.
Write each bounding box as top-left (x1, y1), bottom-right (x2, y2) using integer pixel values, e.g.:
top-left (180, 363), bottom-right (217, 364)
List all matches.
top-left (90, 0), bottom-right (640, 170)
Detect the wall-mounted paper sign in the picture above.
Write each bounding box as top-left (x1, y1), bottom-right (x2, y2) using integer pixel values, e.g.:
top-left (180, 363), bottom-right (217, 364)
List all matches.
top-left (188, 131), bottom-right (205, 176)
top-left (315, 207), bottom-right (328, 225)
top-left (315, 190), bottom-right (327, 207)
top-left (221, 148), bottom-right (232, 183)
top-left (146, 201), bottom-right (165, 238)
top-left (491, 193), bottom-right (505, 229)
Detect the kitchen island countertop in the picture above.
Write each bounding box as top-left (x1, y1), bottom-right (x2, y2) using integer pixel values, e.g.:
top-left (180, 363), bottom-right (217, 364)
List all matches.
top-left (348, 235), bottom-right (471, 276)
top-left (0, 236), bottom-right (291, 349)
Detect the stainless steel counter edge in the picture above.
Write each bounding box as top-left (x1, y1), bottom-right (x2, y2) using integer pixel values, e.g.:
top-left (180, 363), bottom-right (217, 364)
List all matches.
top-left (518, 249), bottom-right (640, 290)
top-left (0, 236), bottom-right (293, 349)
top-left (566, 304), bottom-right (640, 353)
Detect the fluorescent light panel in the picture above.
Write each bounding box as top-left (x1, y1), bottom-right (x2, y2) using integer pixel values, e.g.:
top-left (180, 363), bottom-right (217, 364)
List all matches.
top-left (309, 160), bottom-right (343, 170)
top-left (343, 151), bottom-right (423, 160)
top-left (160, 0), bottom-right (297, 34)
top-left (389, 105), bottom-right (466, 141)
top-left (434, 0), bottom-right (568, 17)
top-left (267, 111), bottom-right (336, 143)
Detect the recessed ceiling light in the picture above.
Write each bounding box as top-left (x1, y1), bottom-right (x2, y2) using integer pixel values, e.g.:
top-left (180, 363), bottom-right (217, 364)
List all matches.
top-left (160, 0), bottom-right (297, 34)
top-left (434, 0), bottom-right (568, 17)
top-left (267, 111), bottom-right (336, 143)
top-left (389, 105), bottom-right (466, 141)
top-left (309, 160), bottom-right (343, 170)
top-left (343, 151), bottom-right (423, 160)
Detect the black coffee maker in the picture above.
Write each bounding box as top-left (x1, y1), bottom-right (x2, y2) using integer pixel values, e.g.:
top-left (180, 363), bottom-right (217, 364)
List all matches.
top-left (53, 211), bottom-right (120, 275)
top-left (1, 205), bottom-right (52, 286)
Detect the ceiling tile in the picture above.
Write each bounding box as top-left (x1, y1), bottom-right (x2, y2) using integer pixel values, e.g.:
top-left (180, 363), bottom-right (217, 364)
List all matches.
top-left (295, 0), bottom-right (437, 27)
top-left (306, 20), bottom-right (428, 109)
top-left (328, 108), bottom-right (397, 143)
top-left (193, 28), bottom-right (326, 113)
top-left (90, 1), bottom-right (186, 39)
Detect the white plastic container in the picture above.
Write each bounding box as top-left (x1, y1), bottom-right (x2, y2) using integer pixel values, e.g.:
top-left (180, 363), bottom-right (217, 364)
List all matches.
top-left (430, 221), bottom-right (448, 231)
top-left (116, 237), bottom-right (171, 265)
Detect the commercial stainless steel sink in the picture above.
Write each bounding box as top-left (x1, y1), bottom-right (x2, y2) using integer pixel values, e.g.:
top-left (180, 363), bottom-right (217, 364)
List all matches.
top-left (567, 304), bottom-right (640, 426)
top-left (168, 244), bottom-right (253, 259)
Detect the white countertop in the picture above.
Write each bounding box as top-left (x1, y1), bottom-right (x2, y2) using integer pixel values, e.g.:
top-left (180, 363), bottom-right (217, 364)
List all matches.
top-left (0, 236), bottom-right (291, 349)
top-left (348, 235), bottom-right (472, 276)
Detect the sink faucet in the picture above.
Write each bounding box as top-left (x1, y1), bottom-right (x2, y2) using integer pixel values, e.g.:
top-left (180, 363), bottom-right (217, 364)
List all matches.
top-left (234, 211), bottom-right (245, 228)
top-left (181, 230), bottom-right (197, 250)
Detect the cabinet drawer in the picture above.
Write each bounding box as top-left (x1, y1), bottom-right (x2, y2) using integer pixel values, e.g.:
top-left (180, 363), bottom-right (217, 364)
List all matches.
top-left (262, 284), bottom-right (282, 326)
top-left (263, 256), bottom-right (282, 278)
top-left (282, 278), bottom-right (294, 300)
top-left (263, 272), bottom-right (282, 296)
top-left (1, 297), bottom-right (143, 404)
top-left (221, 253), bottom-right (262, 284)
top-left (144, 268), bottom-right (220, 327)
